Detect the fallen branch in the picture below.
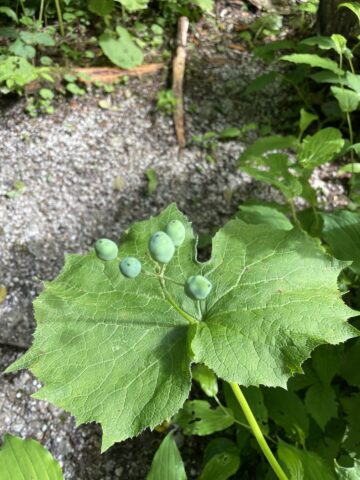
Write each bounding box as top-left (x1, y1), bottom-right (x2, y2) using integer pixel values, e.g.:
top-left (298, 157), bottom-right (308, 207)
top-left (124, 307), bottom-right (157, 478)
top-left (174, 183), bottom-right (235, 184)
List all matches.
top-left (172, 16), bottom-right (189, 149)
top-left (25, 63), bottom-right (163, 92)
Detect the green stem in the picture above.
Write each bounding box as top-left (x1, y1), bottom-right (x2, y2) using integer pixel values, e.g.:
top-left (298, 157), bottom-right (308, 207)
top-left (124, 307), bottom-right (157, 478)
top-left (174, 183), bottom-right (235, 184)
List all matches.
top-left (289, 199), bottom-right (300, 228)
top-left (229, 383), bottom-right (288, 480)
top-left (39, 0), bottom-right (45, 23)
top-left (214, 395), bottom-right (276, 445)
top-left (54, 0), bottom-right (64, 36)
top-left (143, 269), bottom-right (185, 287)
top-left (348, 58), bottom-right (355, 75)
top-left (158, 266), bottom-right (198, 325)
top-left (346, 112), bottom-right (354, 165)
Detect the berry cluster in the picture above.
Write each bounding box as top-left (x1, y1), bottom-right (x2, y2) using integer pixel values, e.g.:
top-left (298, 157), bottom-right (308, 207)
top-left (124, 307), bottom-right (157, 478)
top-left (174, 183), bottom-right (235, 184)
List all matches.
top-left (94, 220), bottom-right (212, 300)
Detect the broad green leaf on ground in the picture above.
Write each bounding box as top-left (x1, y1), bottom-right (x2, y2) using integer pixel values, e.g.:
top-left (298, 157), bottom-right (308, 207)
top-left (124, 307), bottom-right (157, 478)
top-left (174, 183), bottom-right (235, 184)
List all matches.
top-left (305, 383), bottom-right (338, 429)
top-left (174, 400), bottom-right (234, 435)
top-left (335, 459), bottom-right (360, 479)
top-left (281, 53), bottom-right (344, 75)
top-left (7, 205), bottom-right (357, 450)
top-left (192, 364), bottom-right (218, 397)
top-left (331, 87), bottom-right (360, 113)
top-left (341, 339), bottom-right (360, 386)
top-left (322, 210), bottom-right (360, 274)
top-left (0, 434), bottom-right (63, 480)
top-left (264, 388), bottom-right (309, 444)
top-left (341, 393), bottom-right (360, 456)
top-left (298, 128), bottom-right (344, 169)
top-left (99, 28), bottom-right (143, 69)
top-left (300, 36), bottom-right (336, 50)
top-left (223, 383), bottom-right (268, 433)
top-left (115, 0), bottom-right (149, 12)
top-left (278, 441), bottom-right (336, 480)
top-left (147, 431), bottom-right (186, 480)
top-left (236, 204), bottom-right (293, 230)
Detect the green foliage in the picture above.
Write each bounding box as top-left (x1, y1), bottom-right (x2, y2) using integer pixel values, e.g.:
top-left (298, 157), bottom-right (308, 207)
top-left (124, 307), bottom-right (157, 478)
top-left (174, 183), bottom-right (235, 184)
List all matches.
top-left (199, 439), bottom-right (241, 480)
top-left (7, 204), bottom-right (357, 453)
top-left (175, 400), bottom-right (234, 435)
top-left (147, 432), bottom-right (187, 480)
top-left (0, 434), bottom-right (64, 480)
top-left (192, 364), bottom-right (218, 397)
top-left (99, 28), bottom-right (144, 69)
top-left (335, 459), bottom-right (360, 479)
top-left (278, 441), bottom-right (336, 480)
top-left (322, 211), bottom-right (360, 274)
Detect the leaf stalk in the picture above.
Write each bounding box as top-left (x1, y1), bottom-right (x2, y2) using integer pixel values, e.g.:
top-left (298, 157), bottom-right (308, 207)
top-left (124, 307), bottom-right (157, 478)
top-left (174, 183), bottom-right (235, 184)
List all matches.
top-left (229, 382), bottom-right (288, 480)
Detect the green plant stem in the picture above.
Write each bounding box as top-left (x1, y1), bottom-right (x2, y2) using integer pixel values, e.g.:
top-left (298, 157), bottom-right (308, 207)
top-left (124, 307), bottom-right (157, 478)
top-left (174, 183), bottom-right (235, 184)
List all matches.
top-left (214, 395), bottom-right (276, 445)
top-left (289, 199), bottom-right (300, 228)
top-left (346, 112), bottom-right (354, 165)
top-left (229, 383), bottom-right (288, 480)
top-left (158, 265), bottom-right (198, 325)
top-left (39, 0), bottom-right (45, 23)
top-left (348, 58), bottom-right (355, 75)
top-left (143, 269), bottom-right (184, 287)
top-left (54, 0), bottom-right (64, 36)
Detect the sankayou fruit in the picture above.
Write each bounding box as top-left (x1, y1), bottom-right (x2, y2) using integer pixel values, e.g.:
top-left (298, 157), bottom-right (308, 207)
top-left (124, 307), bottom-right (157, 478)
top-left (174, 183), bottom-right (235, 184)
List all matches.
top-left (149, 231), bottom-right (175, 263)
top-left (120, 257), bottom-right (142, 278)
top-left (185, 275), bottom-right (212, 300)
top-left (94, 238), bottom-right (118, 261)
top-left (165, 220), bottom-right (186, 247)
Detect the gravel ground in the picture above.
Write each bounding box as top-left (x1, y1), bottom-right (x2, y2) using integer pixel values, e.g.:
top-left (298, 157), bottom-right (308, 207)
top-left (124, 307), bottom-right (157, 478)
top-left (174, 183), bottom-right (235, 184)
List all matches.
top-left (0, 4), bottom-right (348, 479)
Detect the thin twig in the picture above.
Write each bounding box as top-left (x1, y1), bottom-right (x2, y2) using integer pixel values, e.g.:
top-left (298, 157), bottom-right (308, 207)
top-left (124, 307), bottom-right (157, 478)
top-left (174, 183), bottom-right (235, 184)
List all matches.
top-left (172, 16), bottom-right (189, 149)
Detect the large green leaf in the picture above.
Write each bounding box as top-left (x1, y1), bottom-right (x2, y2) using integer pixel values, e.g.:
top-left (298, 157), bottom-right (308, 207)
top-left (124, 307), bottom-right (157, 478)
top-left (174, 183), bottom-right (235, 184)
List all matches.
top-left (278, 441), bottom-right (336, 480)
top-left (299, 128), bottom-right (344, 169)
top-left (264, 388), bottom-right (309, 443)
top-left (322, 210), bottom-right (360, 274)
top-left (236, 204), bottom-right (293, 231)
top-left (304, 383), bottom-right (338, 430)
top-left (7, 205), bottom-right (357, 450)
top-left (147, 432), bottom-right (187, 480)
top-left (281, 54), bottom-right (344, 75)
top-left (331, 87), bottom-right (360, 113)
top-left (0, 434), bottom-right (63, 480)
top-left (99, 28), bottom-right (143, 69)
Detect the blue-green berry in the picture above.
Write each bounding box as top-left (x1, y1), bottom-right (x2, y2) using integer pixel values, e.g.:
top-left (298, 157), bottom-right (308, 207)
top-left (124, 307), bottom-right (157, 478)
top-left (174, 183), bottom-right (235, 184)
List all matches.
top-left (185, 275), bottom-right (212, 300)
top-left (165, 220), bottom-right (186, 247)
top-left (120, 257), bottom-right (142, 278)
top-left (94, 238), bottom-right (118, 261)
top-left (149, 231), bottom-right (175, 263)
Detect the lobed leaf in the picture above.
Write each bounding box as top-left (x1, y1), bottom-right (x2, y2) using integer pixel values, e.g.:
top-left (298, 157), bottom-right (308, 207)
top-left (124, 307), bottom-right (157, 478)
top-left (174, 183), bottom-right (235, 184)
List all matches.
top-left (7, 205), bottom-right (357, 450)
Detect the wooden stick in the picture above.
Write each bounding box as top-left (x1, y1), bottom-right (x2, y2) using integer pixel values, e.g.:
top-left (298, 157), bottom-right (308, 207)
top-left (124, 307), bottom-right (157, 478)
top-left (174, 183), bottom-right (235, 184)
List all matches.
top-left (172, 16), bottom-right (189, 149)
top-left (25, 63), bottom-right (163, 92)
